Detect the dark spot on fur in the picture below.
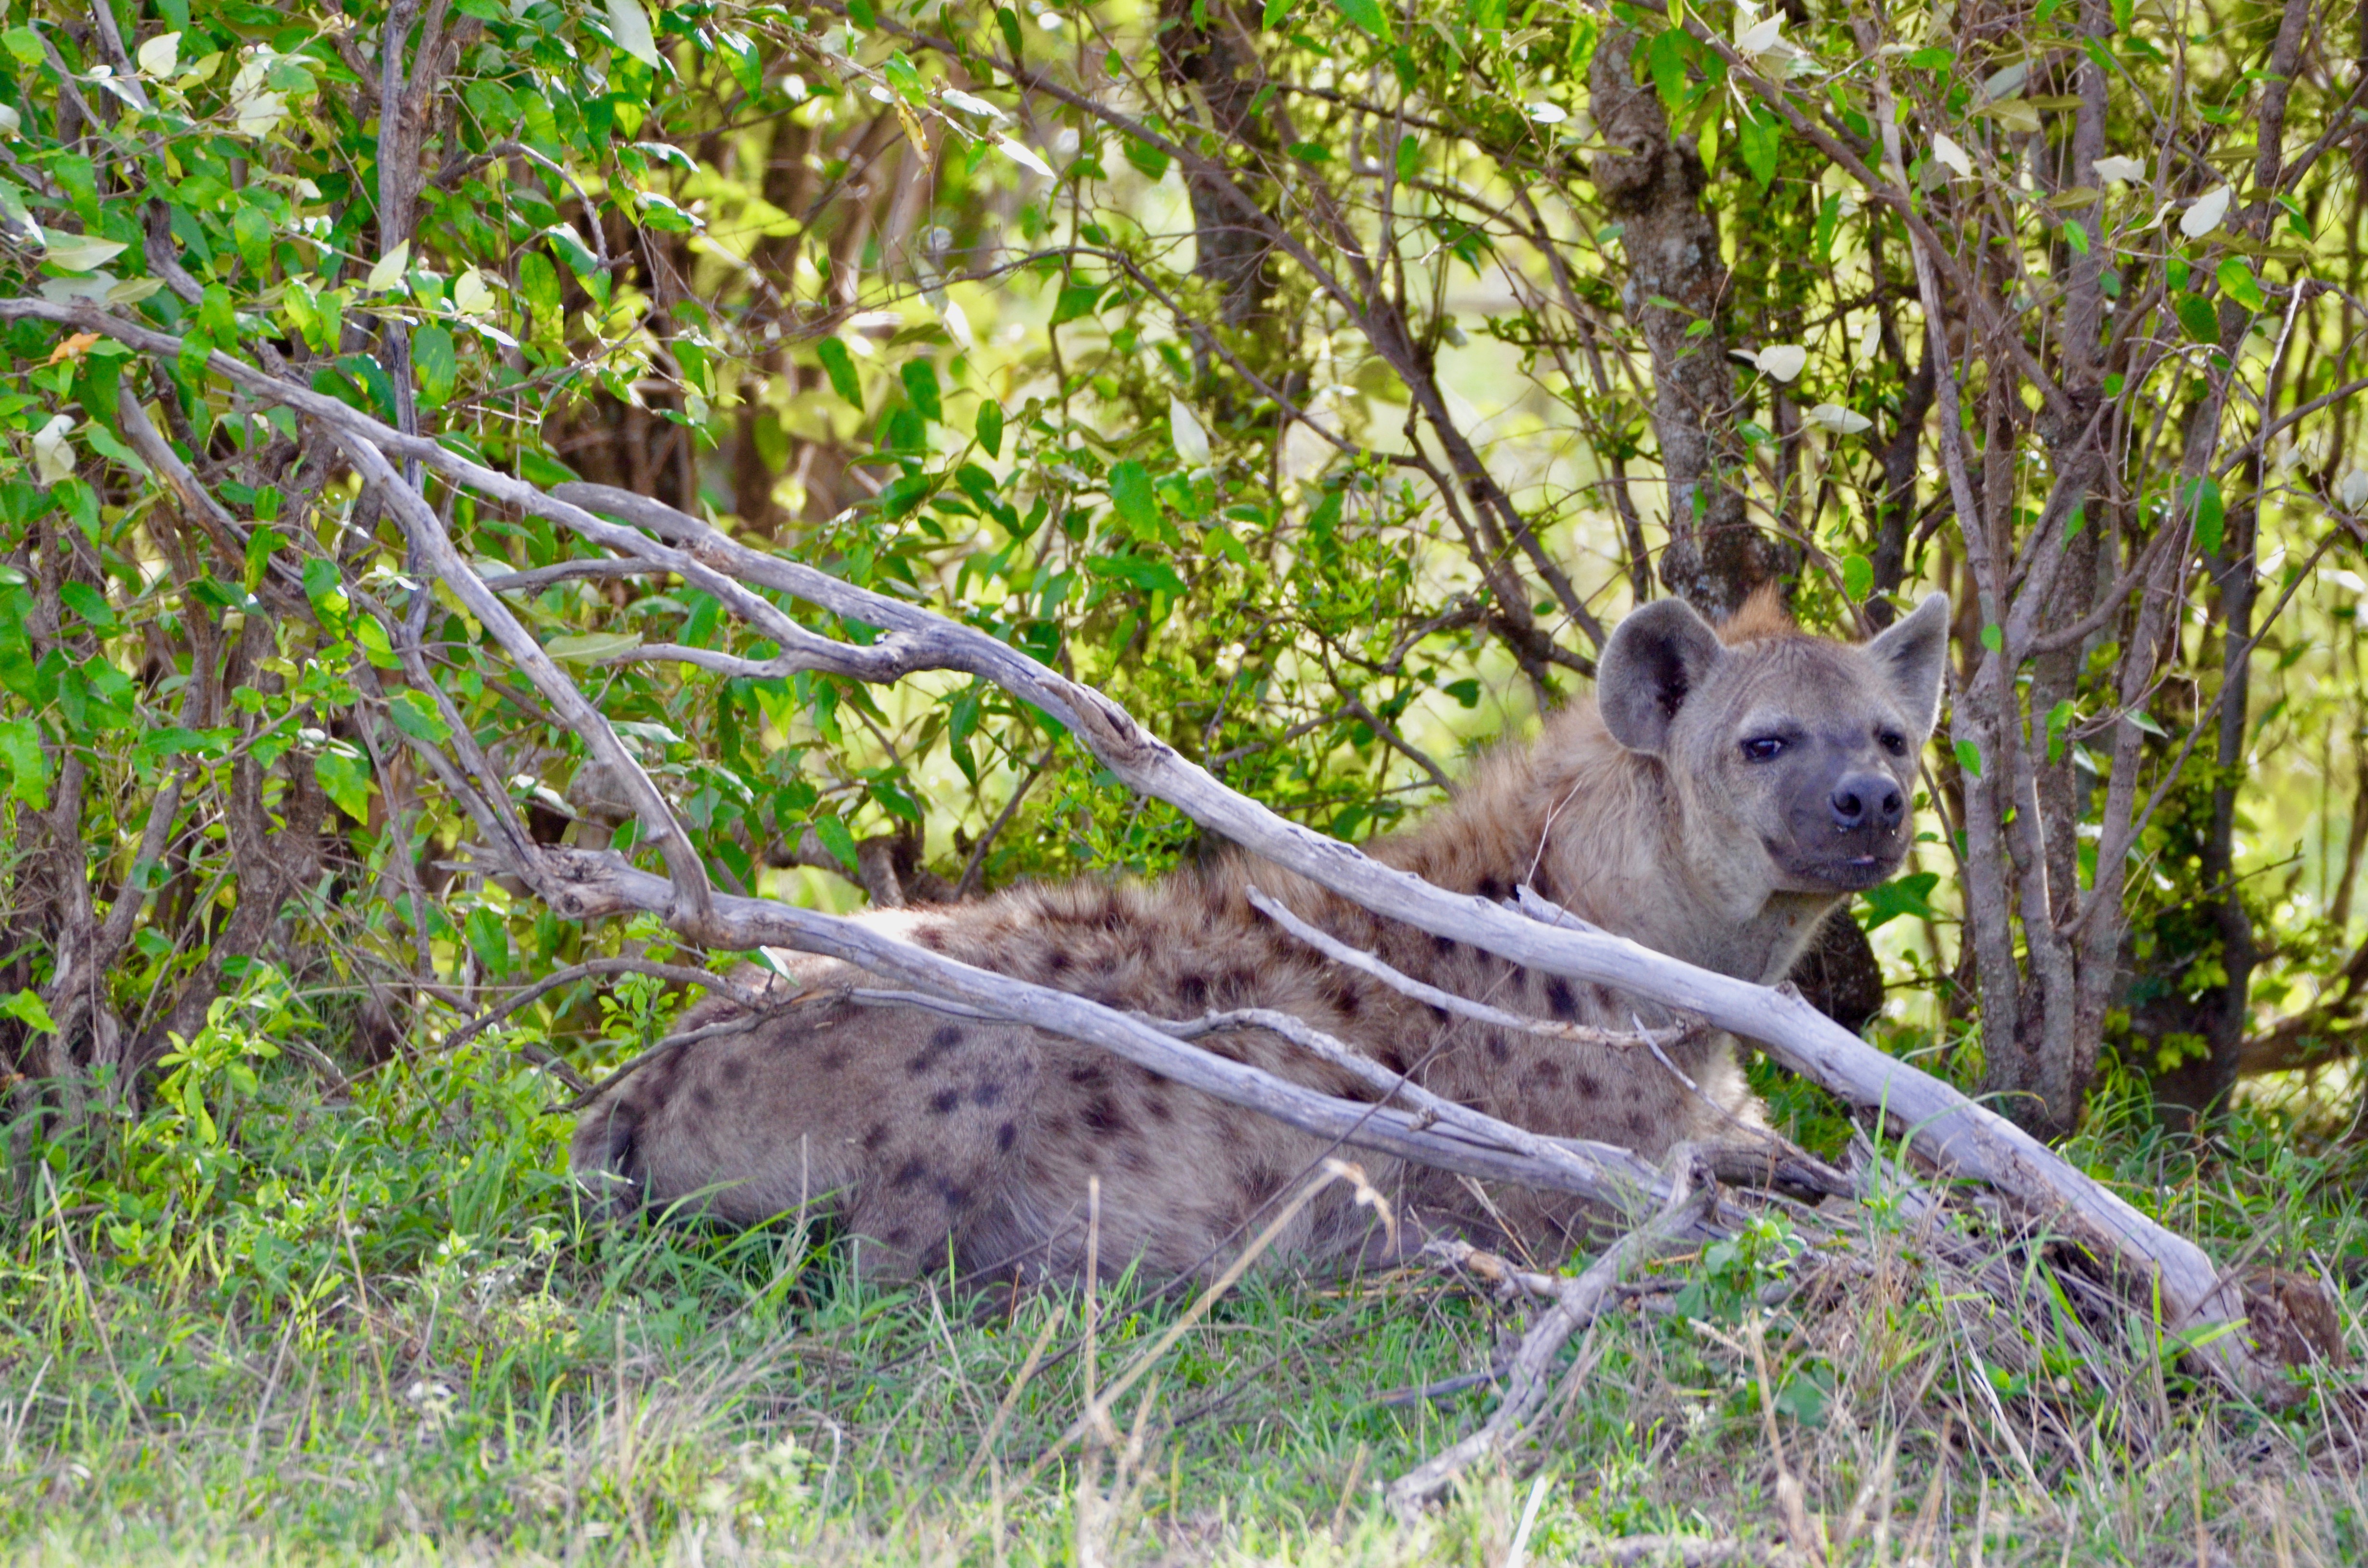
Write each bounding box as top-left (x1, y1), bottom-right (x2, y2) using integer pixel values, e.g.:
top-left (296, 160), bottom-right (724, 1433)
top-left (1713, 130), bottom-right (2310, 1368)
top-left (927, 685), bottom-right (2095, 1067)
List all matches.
top-left (1175, 972), bottom-right (1209, 1009)
top-left (1121, 1145), bottom-right (1153, 1175)
top-left (1576, 1073), bottom-right (1604, 1098)
top-left (1486, 1035), bottom-right (1510, 1063)
top-left (996, 1121), bottom-right (1018, 1152)
top-left (1544, 977), bottom-right (1577, 1019)
top-left (932, 1025), bottom-right (964, 1051)
top-left (693, 1086), bottom-right (717, 1111)
top-left (1221, 967), bottom-right (1257, 1002)
top-left (820, 1050), bottom-right (848, 1072)
top-left (1625, 1110), bottom-right (1653, 1143)
top-left (1243, 1163), bottom-right (1281, 1196)
top-left (1477, 875), bottom-right (1505, 900)
top-left (891, 1158), bottom-right (928, 1189)
top-left (1530, 1062), bottom-right (1564, 1089)
top-left (916, 926), bottom-right (946, 950)
top-left (973, 1080), bottom-right (1003, 1107)
top-left (1321, 976), bottom-right (1362, 1017)
top-left (886, 1226), bottom-right (912, 1247)
top-left (1082, 1097), bottom-right (1131, 1137)
top-left (1046, 949), bottom-right (1073, 975)
top-left (936, 1178), bottom-right (970, 1207)
top-left (1069, 1062), bottom-right (1107, 1087)
top-left (931, 1088), bottom-right (962, 1115)
top-left (721, 1060), bottom-right (748, 1086)
top-left (1431, 933), bottom-right (1456, 956)
top-left (1427, 1003), bottom-right (1449, 1020)
top-left (1144, 1091), bottom-right (1172, 1123)
top-left (863, 1123), bottom-right (893, 1154)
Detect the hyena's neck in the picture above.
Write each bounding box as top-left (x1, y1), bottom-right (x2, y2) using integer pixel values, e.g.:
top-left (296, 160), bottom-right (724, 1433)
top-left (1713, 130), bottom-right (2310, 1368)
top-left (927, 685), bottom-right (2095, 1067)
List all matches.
top-left (1348, 701), bottom-right (1832, 985)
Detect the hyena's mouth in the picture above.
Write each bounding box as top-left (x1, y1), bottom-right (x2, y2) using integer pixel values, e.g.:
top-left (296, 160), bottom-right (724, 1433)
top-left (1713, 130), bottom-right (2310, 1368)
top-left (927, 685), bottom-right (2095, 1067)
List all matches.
top-left (1771, 841), bottom-right (1906, 892)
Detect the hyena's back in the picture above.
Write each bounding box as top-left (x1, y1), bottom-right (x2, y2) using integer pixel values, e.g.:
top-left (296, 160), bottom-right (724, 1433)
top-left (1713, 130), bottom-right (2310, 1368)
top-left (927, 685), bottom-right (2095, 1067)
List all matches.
top-left (570, 882), bottom-right (1463, 1281)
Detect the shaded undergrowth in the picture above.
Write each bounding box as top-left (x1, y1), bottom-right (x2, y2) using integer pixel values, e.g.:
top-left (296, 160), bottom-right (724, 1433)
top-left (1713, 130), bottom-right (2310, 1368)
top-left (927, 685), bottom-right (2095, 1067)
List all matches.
top-left (0, 978), bottom-right (2362, 1565)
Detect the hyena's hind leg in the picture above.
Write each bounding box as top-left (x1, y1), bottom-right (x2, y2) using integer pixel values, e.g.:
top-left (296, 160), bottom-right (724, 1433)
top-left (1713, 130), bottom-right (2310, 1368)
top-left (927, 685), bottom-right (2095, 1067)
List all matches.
top-left (567, 996), bottom-right (1045, 1280)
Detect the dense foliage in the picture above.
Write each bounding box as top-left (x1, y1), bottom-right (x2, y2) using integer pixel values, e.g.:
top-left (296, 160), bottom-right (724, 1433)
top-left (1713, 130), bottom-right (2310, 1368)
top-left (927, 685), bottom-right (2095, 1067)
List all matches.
top-left (2, 0), bottom-right (2366, 1179)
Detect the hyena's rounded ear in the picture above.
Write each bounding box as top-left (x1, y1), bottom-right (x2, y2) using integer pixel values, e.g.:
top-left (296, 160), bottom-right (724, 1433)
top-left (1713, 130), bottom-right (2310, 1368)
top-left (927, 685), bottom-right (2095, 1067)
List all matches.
top-left (1865, 591), bottom-right (1950, 739)
top-left (1598, 597), bottom-right (1725, 755)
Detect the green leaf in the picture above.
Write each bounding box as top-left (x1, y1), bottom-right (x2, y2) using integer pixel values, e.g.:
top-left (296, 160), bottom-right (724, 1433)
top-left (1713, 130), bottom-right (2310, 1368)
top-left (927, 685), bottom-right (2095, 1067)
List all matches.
top-left (1737, 111), bottom-right (1779, 190)
top-left (544, 631), bottom-right (644, 663)
top-left (412, 324), bottom-right (457, 404)
top-left (1980, 623), bottom-right (2003, 653)
top-left (1107, 461), bottom-right (1162, 538)
top-left (1328, 0), bottom-right (1393, 38)
top-left (810, 814), bottom-right (860, 874)
top-left (607, 0), bottom-right (664, 69)
top-left (388, 690), bottom-right (452, 744)
top-left (465, 906), bottom-right (514, 979)
top-left (975, 400), bottom-right (1004, 459)
top-left (1051, 282), bottom-right (1105, 325)
top-left (0, 717), bottom-right (46, 808)
top-left (1093, 554), bottom-right (1188, 597)
top-left (59, 580), bottom-right (116, 631)
top-left (2185, 476), bottom-right (2225, 554)
top-left (0, 988), bottom-right (56, 1034)
top-left (2175, 294), bottom-right (2221, 344)
top-left (1468, 0), bottom-right (1506, 28)
top-left (543, 223), bottom-right (600, 279)
top-left (816, 337), bottom-right (862, 407)
top-left (314, 748), bottom-right (373, 822)
top-left (518, 252), bottom-right (561, 320)
top-left (1841, 553), bottom-right (1873, 602)
top-left (2216, 257), bottom-right (2264, 312)
top-left (1953, 738), bottom-right (1983, 778)
top-left (2045, 699), bottom-right (2076, 764)
top-left (900, 360), bottom-right (943, 422)
top-left (354, 616), bottom-right (403, 670)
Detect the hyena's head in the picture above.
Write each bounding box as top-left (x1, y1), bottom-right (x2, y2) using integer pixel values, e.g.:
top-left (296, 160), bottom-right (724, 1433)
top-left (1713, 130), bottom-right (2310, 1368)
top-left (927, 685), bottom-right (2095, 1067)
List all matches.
top-left (1597, 589), bottom-right (1950, 899)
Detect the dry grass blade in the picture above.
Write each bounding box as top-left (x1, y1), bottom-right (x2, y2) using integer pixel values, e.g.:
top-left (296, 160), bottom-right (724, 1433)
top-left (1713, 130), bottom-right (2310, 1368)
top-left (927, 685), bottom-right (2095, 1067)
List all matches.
top-left (1387, 1153), bottom-right (1714, 1518)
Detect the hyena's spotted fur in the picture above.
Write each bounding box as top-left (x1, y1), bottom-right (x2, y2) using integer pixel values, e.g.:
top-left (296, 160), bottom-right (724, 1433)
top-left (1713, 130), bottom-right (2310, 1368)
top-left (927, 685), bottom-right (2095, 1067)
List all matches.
top-left (574, 589), bottom-right (1950, 1281)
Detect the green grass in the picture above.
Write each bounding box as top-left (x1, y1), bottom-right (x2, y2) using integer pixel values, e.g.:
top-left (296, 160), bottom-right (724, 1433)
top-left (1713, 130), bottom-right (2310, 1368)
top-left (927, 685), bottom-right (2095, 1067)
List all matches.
top-left (0, 989), bottom-right (2363, 1565)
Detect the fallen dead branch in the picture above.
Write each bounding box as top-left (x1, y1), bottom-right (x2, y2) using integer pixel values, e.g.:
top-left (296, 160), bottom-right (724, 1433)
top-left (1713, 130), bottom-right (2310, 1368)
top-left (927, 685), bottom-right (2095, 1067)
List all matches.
top-left (8, 296), bottom-right (2326, 1412)
top-left (1385, 1154), bottom-right (1716, 1517)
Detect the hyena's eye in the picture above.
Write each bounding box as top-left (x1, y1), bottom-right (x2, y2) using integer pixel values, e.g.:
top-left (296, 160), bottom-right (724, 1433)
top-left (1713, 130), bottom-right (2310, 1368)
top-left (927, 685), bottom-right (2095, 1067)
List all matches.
top-left (1741, 736), bottom-right (1787, 762)
top-left (1878, 730), bottom-right (1908, 757)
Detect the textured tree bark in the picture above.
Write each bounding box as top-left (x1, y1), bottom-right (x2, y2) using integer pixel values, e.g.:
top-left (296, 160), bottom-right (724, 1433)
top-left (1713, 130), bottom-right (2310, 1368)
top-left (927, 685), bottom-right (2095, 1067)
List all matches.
top-left (1156, 0), bottom-right (1276, 328)
top-left (1588, 27), bottom-right (1796, 620)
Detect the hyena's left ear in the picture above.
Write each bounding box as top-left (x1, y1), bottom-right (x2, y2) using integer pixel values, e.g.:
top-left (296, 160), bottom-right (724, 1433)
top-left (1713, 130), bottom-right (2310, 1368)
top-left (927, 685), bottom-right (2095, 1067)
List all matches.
top-left (1865, 591), bottom-right (1950, 740)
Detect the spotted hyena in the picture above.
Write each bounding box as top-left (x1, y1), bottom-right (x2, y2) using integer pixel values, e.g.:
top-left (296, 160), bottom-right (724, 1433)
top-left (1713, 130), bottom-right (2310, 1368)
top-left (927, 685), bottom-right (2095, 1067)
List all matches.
top-left (573, 589), bottom-right (1950, 1281)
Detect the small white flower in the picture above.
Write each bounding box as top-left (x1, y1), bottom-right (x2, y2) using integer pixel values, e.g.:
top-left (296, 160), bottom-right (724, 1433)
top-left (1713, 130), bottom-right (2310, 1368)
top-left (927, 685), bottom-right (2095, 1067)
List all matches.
top-left (2092, 154), bottom-right (2146, 184)
top-left (2180, 185), bottom-right (2232, 239)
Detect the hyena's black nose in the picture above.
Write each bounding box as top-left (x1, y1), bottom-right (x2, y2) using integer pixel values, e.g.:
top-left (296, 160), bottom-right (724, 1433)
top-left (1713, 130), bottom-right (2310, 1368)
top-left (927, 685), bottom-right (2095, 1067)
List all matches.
top-left (1830, 773), bottom-right (1905, 832)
